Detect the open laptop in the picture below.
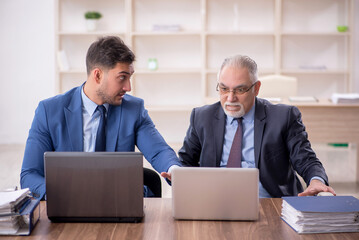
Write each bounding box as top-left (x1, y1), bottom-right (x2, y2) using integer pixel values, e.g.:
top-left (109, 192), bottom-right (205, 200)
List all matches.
top-left (171, 167), bottom-right (259, 221)
top-left (44, 152), bottom-right (144, 223)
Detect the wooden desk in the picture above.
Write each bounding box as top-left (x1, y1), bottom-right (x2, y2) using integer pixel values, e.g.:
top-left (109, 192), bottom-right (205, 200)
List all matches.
top-left (1, 198), bottom-right (358, 240)
top-left (283, 100), bottom-right (359, 182)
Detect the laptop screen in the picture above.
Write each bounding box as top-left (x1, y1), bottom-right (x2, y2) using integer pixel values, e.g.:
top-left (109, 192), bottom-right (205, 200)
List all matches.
top-left (44, 152), bottom-right (144, 222)
top-left (172, 167), bottom-right (259, 220)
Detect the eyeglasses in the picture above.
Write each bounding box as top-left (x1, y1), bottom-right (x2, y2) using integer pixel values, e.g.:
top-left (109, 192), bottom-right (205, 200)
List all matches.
top-left (216, 82), bottom-right (257, 95)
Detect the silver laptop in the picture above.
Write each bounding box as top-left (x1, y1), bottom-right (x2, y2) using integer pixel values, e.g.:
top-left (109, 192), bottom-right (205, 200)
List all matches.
top-left (172, 167), bottom-right (259, 221)
top-left (44, 152), bottom-right (144, 223)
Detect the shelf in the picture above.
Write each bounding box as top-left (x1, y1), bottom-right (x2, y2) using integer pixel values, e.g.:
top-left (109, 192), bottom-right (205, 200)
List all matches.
top-left (135, 69), bottom-right (201, 74)
top-left (206, 68), bottom-right (275, 75)
top-left (133, 0), bottom-right (201, 32)
top-left (281, 35), bottom-right (347, 71)
top-left (206, 31), bottom-right (274, 36)
top-left (58, 0), bottom-right (126, 33)
top-left (145, 105), bottom-right (195, 112)
top-left (282, 0), bottom-right (350, 33)
top-left (133, 35), bottom-right (201, 70)
top-left (281, 69), bottom-right (348, 74)
top-left (134, 73), bottom-right (202, 107)
top-left (58, 31), bottom-right (126, 36)
top-left (281, 32), bottom-right (350, 36)
top-left (206, 0), bottom-right (274, 32)
top-left (132, 31), bottom-right (201, 36)
top-left (56, 0), bottom-right (354, 143)
top-left (207, 35), bottom-right (275, 70)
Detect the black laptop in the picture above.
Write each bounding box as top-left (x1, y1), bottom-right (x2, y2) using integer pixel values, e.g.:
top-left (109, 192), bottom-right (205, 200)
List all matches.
top-left (44, 152), bottom-right (144, 223)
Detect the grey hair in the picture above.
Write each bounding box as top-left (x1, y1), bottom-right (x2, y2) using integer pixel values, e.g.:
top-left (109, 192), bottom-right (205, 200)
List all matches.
top-left (217, 55), bottom-right (258, 83)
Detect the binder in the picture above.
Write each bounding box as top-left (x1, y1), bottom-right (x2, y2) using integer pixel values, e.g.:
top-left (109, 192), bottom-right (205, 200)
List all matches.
top-left (281, 196), bottom-right (359, 234)
top-left (0, 199), bottom-right (40, 236)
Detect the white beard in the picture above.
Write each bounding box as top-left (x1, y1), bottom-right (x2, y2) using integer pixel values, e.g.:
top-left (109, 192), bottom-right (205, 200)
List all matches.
top-left (223, 102), bottom-right (245, 118)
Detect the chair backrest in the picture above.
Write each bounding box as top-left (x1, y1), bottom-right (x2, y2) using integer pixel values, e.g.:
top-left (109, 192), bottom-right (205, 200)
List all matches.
top-left (258, 74), bottom-right (297, 99)
top-left (144, 168), bottom-right (162, 198)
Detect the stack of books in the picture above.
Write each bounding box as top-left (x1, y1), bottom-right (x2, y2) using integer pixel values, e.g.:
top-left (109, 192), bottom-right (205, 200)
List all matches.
top-left (288, 96), bottom-right (318, 102)
top-left (281, 196), bottom-right (359, 234)
top-left (152, 24), bottom-right (181, 32)
top-left (0, 188), bottom-right (40, 236)
top-left (331, 93), bottom-right (359, 104)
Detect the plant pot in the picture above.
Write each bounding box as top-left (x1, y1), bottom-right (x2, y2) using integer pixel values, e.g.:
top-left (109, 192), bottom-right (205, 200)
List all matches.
top-left (86, 19), bottom-right (98, 31)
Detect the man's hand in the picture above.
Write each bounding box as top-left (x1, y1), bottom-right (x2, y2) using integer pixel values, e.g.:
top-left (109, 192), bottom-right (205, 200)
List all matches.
top-left (298, 179), bottom-right (336, 196)
top-left (160, 172), bottom-right (172, 181)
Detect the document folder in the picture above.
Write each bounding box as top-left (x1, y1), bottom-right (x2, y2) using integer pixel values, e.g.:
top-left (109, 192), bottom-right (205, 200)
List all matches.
top-left (0, 199), bottom-right (40, 236)
top-left (281, 196), bottom-right (359, 234)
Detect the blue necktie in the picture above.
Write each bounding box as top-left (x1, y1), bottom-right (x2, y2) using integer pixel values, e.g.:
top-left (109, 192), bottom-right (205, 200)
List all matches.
top-left (95, 105), bottom-right (106, 151)
top-left (227, 118), bottom-right (243, 168)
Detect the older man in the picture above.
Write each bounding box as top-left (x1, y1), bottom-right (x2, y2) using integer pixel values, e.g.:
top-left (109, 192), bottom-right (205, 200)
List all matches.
top-left (178, 55), bottom-right (335, 198)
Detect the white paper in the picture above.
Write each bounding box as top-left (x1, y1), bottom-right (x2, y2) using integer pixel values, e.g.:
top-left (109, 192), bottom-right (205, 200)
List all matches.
top-left (0, 188), bottom-right (30, 212)
top-left (331, 93), bottom-right (359, 104)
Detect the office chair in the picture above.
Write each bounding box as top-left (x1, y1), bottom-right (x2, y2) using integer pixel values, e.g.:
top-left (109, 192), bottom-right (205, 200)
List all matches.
top-left (258, 74), bottom-right (297, 98)
top-left (144, 168), bottom-right (162, 198)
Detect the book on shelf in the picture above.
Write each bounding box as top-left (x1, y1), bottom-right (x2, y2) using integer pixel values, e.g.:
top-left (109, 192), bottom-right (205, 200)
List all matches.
top-left (281, 196), bottom-right (359, 234)
top-left (288, 96), bottom-right (318, 102)
top-left (57, 50), bottom-right (70, 72)
top-left (299, 65), bottom-right (327, 71)
top-left (0, 189), bottom-right (40, 236)
top-left (263, 97), bottom-right (282, 103)
top-left (152, 24), bottom-right (181, 32)
top-left (331, 93), bottom-right (359, 104)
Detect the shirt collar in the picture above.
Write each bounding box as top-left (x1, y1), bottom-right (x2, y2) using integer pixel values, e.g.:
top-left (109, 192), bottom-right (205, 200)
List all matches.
top-left (81, 86), bottom-right (109, 116)
top-left (226, 102), bottom-right (256, 125)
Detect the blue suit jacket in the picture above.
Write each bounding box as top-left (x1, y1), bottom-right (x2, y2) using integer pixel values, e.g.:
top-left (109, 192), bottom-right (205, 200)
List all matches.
top-left (178, 98), bottom-right (329, 197)
top-left (21, 85), bottom-right (180, 199)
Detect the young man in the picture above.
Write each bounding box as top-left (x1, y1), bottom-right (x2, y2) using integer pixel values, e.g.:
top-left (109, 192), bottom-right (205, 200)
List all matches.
top-left (178, 55), bottom-right (335, 198)
top-left (21, 36), bottom-right (181, 199)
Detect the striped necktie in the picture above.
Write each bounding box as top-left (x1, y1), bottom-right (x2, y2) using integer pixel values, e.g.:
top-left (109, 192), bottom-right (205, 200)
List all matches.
top-left (227, 118), bottom-right (243, 168)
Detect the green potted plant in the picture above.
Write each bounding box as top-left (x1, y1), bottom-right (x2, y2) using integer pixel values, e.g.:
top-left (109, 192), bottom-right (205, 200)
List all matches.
top-left (84, 11), bottom-right (102, 31)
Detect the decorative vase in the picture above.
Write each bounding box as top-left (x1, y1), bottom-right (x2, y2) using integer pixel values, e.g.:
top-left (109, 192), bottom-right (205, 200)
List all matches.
top-left (86, 19), bottom-right (98, 31)
top-left (148, 58), bottom-right (158, 71)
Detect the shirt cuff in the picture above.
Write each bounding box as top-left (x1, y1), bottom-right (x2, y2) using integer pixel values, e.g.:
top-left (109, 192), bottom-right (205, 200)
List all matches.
top-left (310, 176), bottom-right (325, 185)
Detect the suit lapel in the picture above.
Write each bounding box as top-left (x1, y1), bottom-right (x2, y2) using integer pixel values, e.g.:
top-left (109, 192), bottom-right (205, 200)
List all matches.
top-left (106, 104), bottom-right (122, 151)
top-left (254, 98), bottom-right (266, 167)
top-left (214, 103), bottom-right (226, 167)
top-left (64, 87), bottom-right (83, 151)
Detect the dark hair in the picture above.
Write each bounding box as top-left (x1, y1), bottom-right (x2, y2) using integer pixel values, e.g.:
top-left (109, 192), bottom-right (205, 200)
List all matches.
top-left (86, 36), bottom-right (135, 75)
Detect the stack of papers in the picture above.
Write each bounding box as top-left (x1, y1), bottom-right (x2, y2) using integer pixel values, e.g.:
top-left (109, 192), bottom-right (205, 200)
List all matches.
top-left (281, 196), bottom-right (359, 234)
top-left (0, 188), bottom-right (31, 235)
top-left (288, 96), bottom-right (318, 102)
top-left (0, 188), bottom-right (30, 215)
top-left (331, 93), bottom-right (359, 104)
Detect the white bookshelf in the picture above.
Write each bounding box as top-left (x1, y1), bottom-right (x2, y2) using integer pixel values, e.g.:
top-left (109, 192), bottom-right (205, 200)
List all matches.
top-left (55, 0), bottom-right (354, 146)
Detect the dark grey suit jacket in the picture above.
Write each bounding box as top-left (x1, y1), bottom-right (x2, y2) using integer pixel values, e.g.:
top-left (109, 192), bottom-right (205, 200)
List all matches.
top-left (178, 98), bottom-right (329, 197)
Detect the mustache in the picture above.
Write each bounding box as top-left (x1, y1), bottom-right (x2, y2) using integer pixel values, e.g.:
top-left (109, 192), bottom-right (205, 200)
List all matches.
top-left (224, 102), bottom-right (241, 106)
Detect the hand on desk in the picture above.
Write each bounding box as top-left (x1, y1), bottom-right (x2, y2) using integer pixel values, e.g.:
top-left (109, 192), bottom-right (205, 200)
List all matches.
top-left (298, 179), bottom-right (336, 197)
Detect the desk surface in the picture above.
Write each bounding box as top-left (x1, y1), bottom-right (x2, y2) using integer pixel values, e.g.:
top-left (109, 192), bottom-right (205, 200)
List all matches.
top-left (1, 198), bottom-right (358, 240)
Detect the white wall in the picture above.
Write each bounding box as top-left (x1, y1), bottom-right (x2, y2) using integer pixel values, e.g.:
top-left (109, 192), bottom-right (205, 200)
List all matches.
top-left (0, 0), bottom-right (55, 144)
top-left (354, 1), bottom-right (359, 92)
